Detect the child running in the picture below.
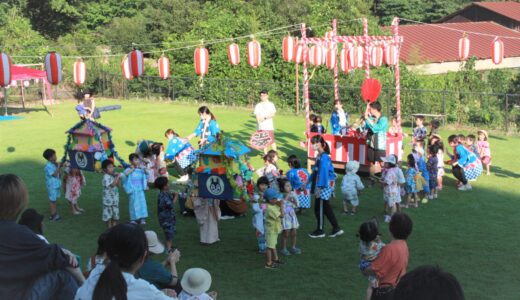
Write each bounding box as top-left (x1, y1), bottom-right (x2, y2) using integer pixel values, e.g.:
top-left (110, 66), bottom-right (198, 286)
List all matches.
top-left (358, 219), bottom-right (385, 300)
top-left (63, 164), bottom-right (86, 215)
top-left (102, 160), bottom-right (121, 228)
top-left (252, 176), bottom-right (269, 254)
top-left (264, 188), bottom-right (284, 269)
top-left (123, 153), bottom-right (149, 225)
top-left (278, 178), bottom-right (301, 256)
top-left (341, 160), bottom-right (364, 215)
top-left (477, 130), bottom-right (492, 175)
top-left (43, 148), bottom-right (63, 221)
top-left (286, 155), bottom-right (311, 212)
top-left (154, 176), bottom-right (177, 251)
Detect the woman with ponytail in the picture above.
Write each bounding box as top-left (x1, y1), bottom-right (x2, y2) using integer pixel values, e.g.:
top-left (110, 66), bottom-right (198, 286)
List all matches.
top-left (75, 224), bottom-right (177, 300)
top-left (308, 135), bottom-right (344, 239)
top-left (186, 106), bottom-right (221, 147)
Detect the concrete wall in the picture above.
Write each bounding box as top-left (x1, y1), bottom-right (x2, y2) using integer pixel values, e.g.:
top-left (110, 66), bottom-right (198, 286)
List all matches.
top-left (407, 56), bottom-right (520, 75)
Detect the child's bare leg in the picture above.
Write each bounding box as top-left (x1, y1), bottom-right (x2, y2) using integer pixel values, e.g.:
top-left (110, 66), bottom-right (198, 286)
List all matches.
top-left (273, 248), bottom-right (279, 262)
top-left (414, 193), bottom-right (419, 207)
top-left (406, 194), bottom-right (411, 206)
top-left (437, 176), bottom-right (443, 189)
top-left (291, 229), bottom-right (297, 249)
top-left (266, 248), bottom-right (273, 265)
top-left (343, 202), bottom-right (349, 213)
top-left (50, 202), bottom-right (57, 216)
top-left (352, 205), bottom-right (357, 213)
top-left (486, 163), bottom-right (491, 175)
top-left (165, 239), bottom-right (172, 250)
top-left (395, 203), bottom-right (401, 213)
top-left (282, 230), bottom-right (289, 250)
top-left (366, 283), bottom-right (373, 300)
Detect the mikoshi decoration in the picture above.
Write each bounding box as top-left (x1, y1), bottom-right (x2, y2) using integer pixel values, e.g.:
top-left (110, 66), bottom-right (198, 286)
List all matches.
top-left (121, 55), bottom-right (133, 80)
top-left (247, 39), bottom-right (261, 68)
top-left (458, 34), bottom-right (470, 60)
top-left (282, 35), bottom-right (295, 62)
top-left (308, 45), bottom-right (324, 66)
top-left (0, 52), bottom-right (12, 116)
top-left (370, 45), bottom-right (383, 67)
top-left (45, 51), bottom-right (62, 85)
top-left (348, 45), bottom-right (364, 69)
top-left (227, 43), bottom-right (240, 66)
top-left (491, 37), bottom-right (504, 65)
top-left (383, 44), bottom-right (398, 66)
top-left (361, 78), bottom-right (382, 103)
top-left (61, 119), bottom-right (129, 172)
top-left (194, 46), bottom-right (209, 76)
top-left (158, 55), bottom-right (170, 80)
top-left (73, 58), bottom-right (86, 86)
top-left (127, 49), bottom-right (144, 78)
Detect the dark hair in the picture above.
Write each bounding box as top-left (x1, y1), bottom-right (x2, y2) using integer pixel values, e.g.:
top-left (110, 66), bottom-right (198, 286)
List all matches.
top-left (277, 178), bottom-right (291, 192)
top-left (393, 265), bottom-right (465, 300)
top-left (415, 115), bottom-right (425, 121)
top-left (434, 139), bottom-right (444, 151)
top-left (358, 219), bottom-right (379, 243)
top-left (309, 113), bottom-right (317, 123)
top-left (287, 154), bottom-right (301, 169)
top-left (164, 128), bottom-right (178, 138)
top-left (430, 119), bottom-right (440, 129)
top-left (42, 148), bottom-right (56, 160)
top-left (389, 212), bottom-right (413, 240)
top-left (263, 150), bottom-right (278, 164)
top-left (313, 115), bottom-right (322, 123)
top-left (102, 159), bottom-right (114, 170)
top-left (154, 176), bottom-right (169, 190)
top-left (128, 153), bottom-right (139, 162)
top-left (311, 135), bottom-right (330, 154)
top-left (457, 134), bottom-right (465, 141)
top-left (369, 101), bottom-right (382, 112)
top-left (19, 208), bottom-right (44, 235)
top-left (257, 176), bottom-right (269, 187)
top-left (428, 144), bottom-right (439, 155)
top-left (0, 174), bottom-right (29, 221)
top-left (198, 106), bottom-right (216, 120)
top-left (448, 135), bottom-right (458, 144)
top-left (93, 224), bottom-right (148, 300)
top-left (466, 134), bottom-right (476, 142)
top-left (96, 231), bottom-right (109, 256)
top-left (142, 148), bottom-right (152, 158)
top-left (406, 154), bottom-right (416, 168)
top-left (151, 143), bottom-right (163, 156)
top-left (259, 89), bottom-right (268, 95)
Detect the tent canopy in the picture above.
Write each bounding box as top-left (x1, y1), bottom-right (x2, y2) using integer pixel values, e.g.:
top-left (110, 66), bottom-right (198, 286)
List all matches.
top-left (10, 65), bottom-right (52, 102)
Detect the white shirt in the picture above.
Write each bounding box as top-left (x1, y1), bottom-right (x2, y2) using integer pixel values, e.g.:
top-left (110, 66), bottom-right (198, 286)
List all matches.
top-left (254, 101), bottom-right (276, 130)
top-left (178, 291), bottom-right (213, 300)
top-left (75, 265), bottom-right (176, 300)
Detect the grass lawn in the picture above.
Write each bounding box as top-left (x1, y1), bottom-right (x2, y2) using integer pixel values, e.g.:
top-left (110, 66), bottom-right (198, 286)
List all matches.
top-left (1, 99), bottom-right (520, 299)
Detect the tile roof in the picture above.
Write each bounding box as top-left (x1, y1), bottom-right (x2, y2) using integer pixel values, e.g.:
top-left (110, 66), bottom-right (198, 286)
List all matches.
top-left (394, 21), bottom-right (520, 64)
top-left (475, 1), bottom-right (520, 22)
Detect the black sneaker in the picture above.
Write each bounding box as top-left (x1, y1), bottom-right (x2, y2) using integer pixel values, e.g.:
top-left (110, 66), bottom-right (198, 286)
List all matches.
top-left (52, 214), bottom-right (62, 221)
top-left (329, 228), bottom-right (344, 237)
top-left (265, 263), bottom-right (278, 269)
top-left (308, 230), bottom-right (325, 238)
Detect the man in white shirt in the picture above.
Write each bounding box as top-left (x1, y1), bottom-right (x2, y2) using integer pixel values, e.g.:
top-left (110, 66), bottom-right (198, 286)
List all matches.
top-left (254, 90), bottom-right (277, 154)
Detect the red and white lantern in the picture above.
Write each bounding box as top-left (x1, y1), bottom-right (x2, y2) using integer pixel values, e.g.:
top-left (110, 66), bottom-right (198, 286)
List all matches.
top-left (384, 44), bottom-right (398, 66)
top-left (325, 46), bottom-right (337, 70)
top-left (348, 45), bottom-right (364, 69)
top-left (0, 52), bottom-right (12, 88)
top-left (491, 37), bottom-right (504, 65)
top-left (73, 58), bottom-right (86, 86)
top-left (458, 36), bottom-right (470, 60)
top-left (194, 47), bottom-right (209, 76)
top-left (121, 55), bottom-right (132, 80)
top-left (247, 40), bottom-right (261, 68)
top-left (340, 46), bottom-right (350, 73)
top-left (44, 52), bottom-right (62, 85)
top-left (293, 44), bottom-right (305, 64)
top-left (227, 43), bottom-right (240, 66)
top-left (127, 49), bottom-right (144, 78)
top-left (370, 45), bottom-right (383, 67)
top-left (158, 55), bottom-right (170, 80)
top-left (308, 45), bottom-right (324, 66)
top-left (282, 36), bottom-right (295, 62)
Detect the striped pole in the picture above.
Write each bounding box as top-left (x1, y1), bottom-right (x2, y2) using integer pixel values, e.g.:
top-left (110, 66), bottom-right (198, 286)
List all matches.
top-left (332, 19), bottom-right (340, 105)
top-left (392, 17), bottom-right (402, 133)
top-left (363, 18), bottom-right (370, 79)
top-left (302, 23), bottom-right (310, 133)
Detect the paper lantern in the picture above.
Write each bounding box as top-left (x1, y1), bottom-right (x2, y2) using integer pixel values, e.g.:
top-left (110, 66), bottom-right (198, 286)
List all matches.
top-left (227, 43), bottom-right (240, 66)
top-left (73, 58), bottom-right (86, 86)
top-left (308, 45), bottom-right (324, 66)
top-left (0, 52), bottom-right (12, 88)
top-left (45, 52), bottom-right (62, 85)
top-left (247, 40), bottom-right (261, 68)
top-left (194, 47), bottom-right (209, 76)
top-left (127, 50), bottom-right (144, 78)
top-left (121, 55), bottom-right (132, 80)
top-left (158, 55), bottom-right (170, 80)
top-left (384, 44), bottom-right (398, 66)
top-left (326, 46), bottom-right (337, 70)
top-left (361, 78), bottom-right (382, 103)
top-left (324, 31), bottom-right (334, 40)
top-left (340, 46), bottom-right (350, 73)
top-left (282, 36), bottom-right (295, 62)
top-left (458, 36), bottom-right (470, 60)
top-left (321, 45), bottom-right (327, 64)
top-left (293, 44), bottom-right (305, 64)
top-left (370, 45), bottom-right (383, 67)
top-left (348, 46), bottom-right (363, 69)
top-left (491, 37), bottom-right (504, 65)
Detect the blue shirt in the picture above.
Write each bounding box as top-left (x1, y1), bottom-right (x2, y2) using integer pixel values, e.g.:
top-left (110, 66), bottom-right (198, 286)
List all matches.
top-left (455, 144), bottom-right (477, 167)
top-left (310, 152), bottom-right (336, 189)
top-left (136, 258), bottom-right (173, 289)
top-left (364, 116), bottom-right (388, 150)
top-left (44, 161), bottom-right (61, 190)
top-left (286, 168), bottom-right (310, 190)
top-left (193, 119), bottom-right (220, 144)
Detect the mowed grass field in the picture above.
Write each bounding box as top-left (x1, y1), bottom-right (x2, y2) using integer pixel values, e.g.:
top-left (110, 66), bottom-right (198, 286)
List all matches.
top-left (1, 99), bottom-right (520, 299)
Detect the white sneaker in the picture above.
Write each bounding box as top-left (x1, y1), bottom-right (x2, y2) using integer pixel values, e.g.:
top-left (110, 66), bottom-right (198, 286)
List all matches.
top-left (465, 183), bottom-right (472, 190)
top-left (220, 215), bottom-right (235, 220)
top-left (384, 215), bottom-right (391, 223)
top-left (434, 194), bottom-right (438, 199)
top-left (177, 175), bottom-right (190, 182)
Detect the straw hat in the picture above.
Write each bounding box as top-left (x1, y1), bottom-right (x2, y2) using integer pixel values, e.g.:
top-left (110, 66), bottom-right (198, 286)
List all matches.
top-left (477, 129), bottom-right (488, 140)
top-left (181, 268), bottom-right (212, 296)
top-left (145, 231), bottom-right (165, 254)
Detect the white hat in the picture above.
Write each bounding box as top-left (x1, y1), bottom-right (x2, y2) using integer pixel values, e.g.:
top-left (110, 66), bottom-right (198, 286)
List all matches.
top-left (345, 160), bottom-right (360, 174)
top-left (380, 155), bottom-right (397, 165)
top-left (145, 231), bottom-right (165, 254)
top-left (181, 268), bottom-right (212, 296)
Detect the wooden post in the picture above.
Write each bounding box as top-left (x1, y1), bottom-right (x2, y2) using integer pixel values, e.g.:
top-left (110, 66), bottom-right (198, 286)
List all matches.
top-left (21, 81), bottom-right (26, 109)
top-left (2, 87), bottom-right (7, 116)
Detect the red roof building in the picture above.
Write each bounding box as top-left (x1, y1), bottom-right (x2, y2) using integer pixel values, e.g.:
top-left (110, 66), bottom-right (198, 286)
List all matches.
top-left (438, 1), bottom-right (520, 31)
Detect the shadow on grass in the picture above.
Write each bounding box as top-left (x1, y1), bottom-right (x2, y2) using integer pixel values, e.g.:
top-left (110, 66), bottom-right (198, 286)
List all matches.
top-left (489, 166), bottom-right (520, 178)
top-left (489, 135), bottom-right (507, 141)
top-left (7, 147), bottom-right (15, 153)
top-left (125, 140), bottom-right (136, 147)
top-left (4, 106), bottom-right (49, 115)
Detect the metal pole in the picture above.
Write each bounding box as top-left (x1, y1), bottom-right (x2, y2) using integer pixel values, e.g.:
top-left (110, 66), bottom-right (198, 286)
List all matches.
top-left (332, 19), bottom-right (340, 105)
top-left (3, 87), bottom-right (7, 116)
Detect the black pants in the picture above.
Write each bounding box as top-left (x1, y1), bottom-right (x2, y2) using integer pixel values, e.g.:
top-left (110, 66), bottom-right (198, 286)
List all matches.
top-left (173, 161), bottom-right (187, 176)
top-left (219, 200), bottom-right (239, 217)
top-left (452, 165), bottom-right (467, 185)
top-left (314, 197), bottom-right (340, 232)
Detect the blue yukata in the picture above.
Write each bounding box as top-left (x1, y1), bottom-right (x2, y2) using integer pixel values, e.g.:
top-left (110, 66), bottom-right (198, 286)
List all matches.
top-left (286, 167), bottom-right (311, 208)
top-left (455, 144), bottom-right (482, 180)
top-left (310, 152), bottom-right (337, 200)
top-left (44, 162), bottom-right (61, 201)
top-left (193, 119), bottom-right (220, 144)
top-left (414, 155), bottom-right (430, 194)
top-left (330, 110), bottom-right (349, 135)
top-left (123, 168), bottom-right (149, 221)
top-left (405, 167), bottom-right (418, 194)
top-left (251, 202), bottom-right (266, 253)
top-left (165, 137), bottom-right (198, 168)
top-left (157, 191), bottom-right (176, 241)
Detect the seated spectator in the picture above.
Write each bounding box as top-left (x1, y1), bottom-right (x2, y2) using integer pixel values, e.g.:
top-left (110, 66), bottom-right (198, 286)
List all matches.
top-left (75, 224), bottom-right (177, 299)
top-left (0, 174), bottom-right (82, 300)
top-left (137, 231), bottom-right (182, 293)
top-left (85, 231), bottom-right (109, 275)
top-left (393, 265), bottom-right (465, 300)
top-left (179, 268), bottom-right (217, 300)
top-left (18, 208), bottom-right (48, 244)
top-left (362, 212), bottom-right (413, 300)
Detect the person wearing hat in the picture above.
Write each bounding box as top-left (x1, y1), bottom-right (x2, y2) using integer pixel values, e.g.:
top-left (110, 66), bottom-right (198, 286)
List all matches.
top-left (380, 154), bottom-right (405, 223)
top-left (254, 90), bottom-right (277, 154)
top-left (477, 129), bottom-right (492, 175)
top-left (179, 268), bottom-right (217, 299)
top-left (341, 160), bottom-right (364, 215)
top-left (263, 188), bottom-right (284, 269)
top-left (137, 230), bottom-right (182, 293)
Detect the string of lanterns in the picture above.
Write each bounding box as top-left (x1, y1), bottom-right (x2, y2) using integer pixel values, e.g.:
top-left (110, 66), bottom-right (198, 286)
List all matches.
top-left (457, 33), bottom-right (504, 65)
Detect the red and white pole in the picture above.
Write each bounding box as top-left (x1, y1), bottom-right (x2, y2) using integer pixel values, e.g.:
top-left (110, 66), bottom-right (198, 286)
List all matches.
top-left (363, 18), bottom-right (370, 79)
top-left (392, 17), bottom-right (402, 133)
top-left (302, 23), bottom-right (310, 133)
top-left (332, 19), bottom-right (340, 105)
